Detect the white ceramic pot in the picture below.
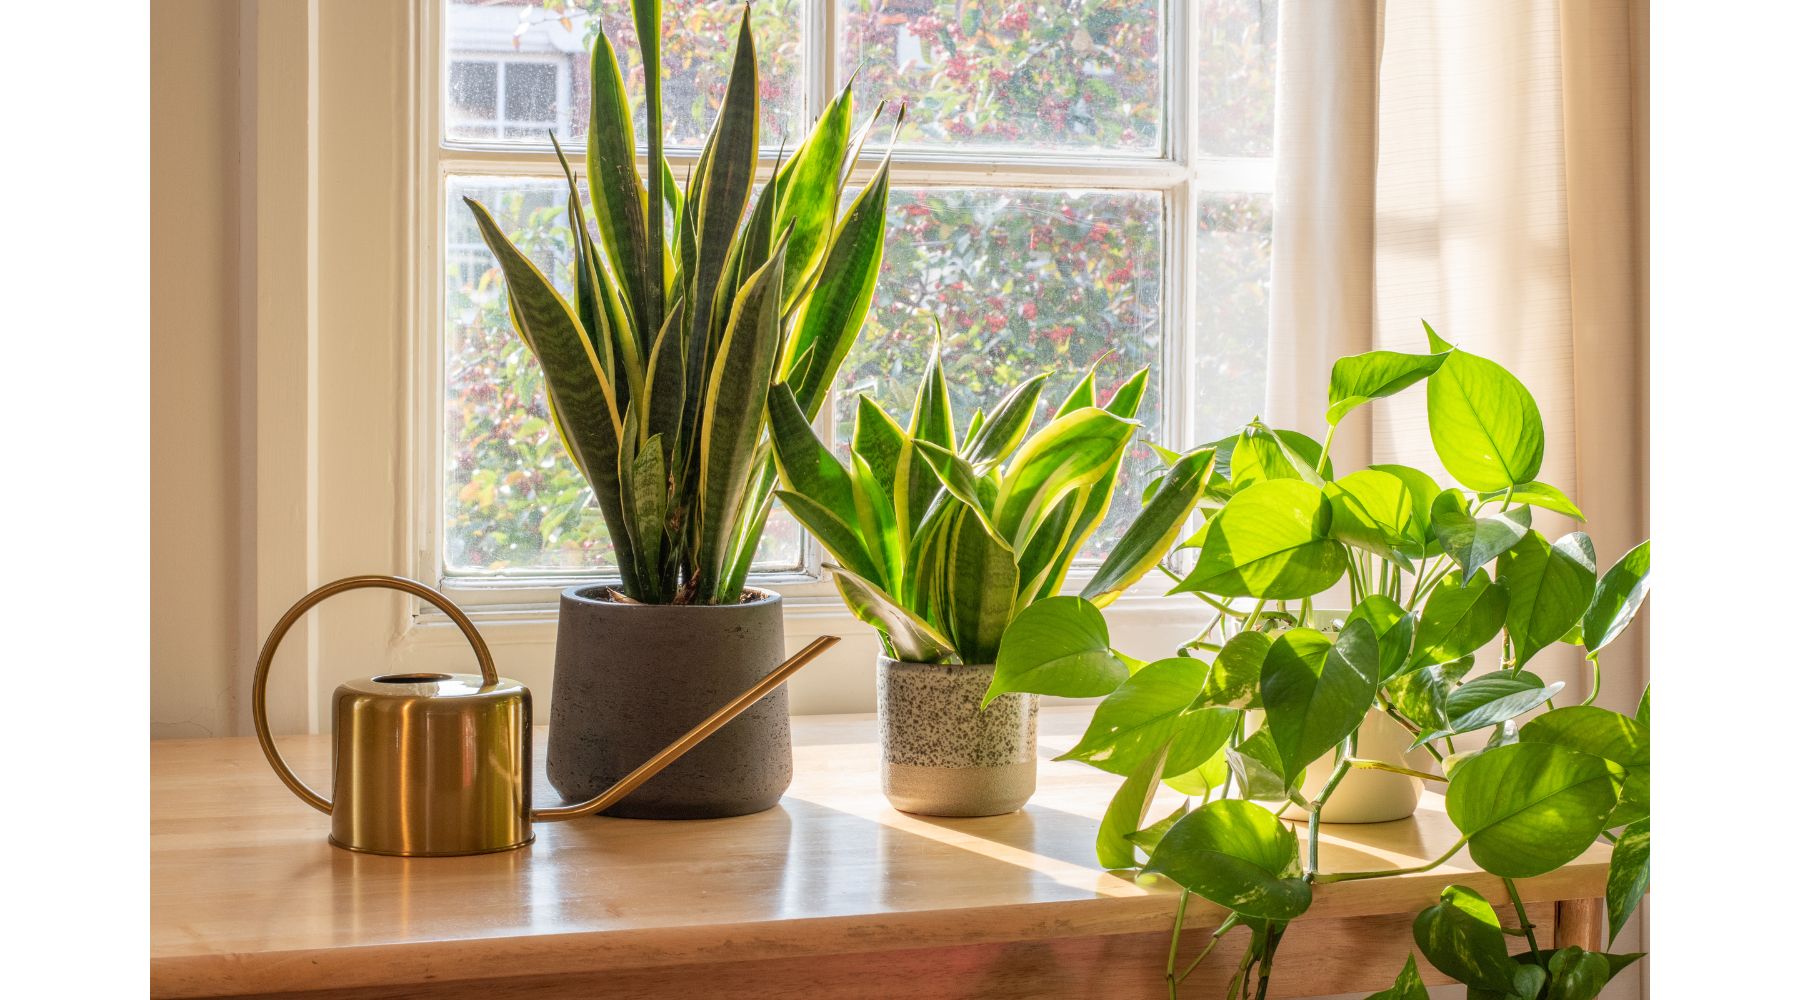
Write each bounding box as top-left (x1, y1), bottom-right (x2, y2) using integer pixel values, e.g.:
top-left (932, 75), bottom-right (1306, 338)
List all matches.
top-left (1276, 707), bottom-right (1432, 823)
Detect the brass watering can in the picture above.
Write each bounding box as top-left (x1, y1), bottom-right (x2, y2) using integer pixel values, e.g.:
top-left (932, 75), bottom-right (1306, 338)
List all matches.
top-left (252, 574), bottom-right (837, 857)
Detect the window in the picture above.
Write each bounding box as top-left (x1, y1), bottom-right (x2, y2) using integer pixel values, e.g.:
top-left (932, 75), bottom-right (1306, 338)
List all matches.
top-left (428, 0), bottom-right (1278, 605)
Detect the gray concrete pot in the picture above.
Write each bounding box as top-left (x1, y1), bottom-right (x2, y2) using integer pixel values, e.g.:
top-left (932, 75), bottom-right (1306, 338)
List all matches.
top-left (877, 657), bottom-right (1038, 817)
top-left (546, 585), bottom-right (791, 819)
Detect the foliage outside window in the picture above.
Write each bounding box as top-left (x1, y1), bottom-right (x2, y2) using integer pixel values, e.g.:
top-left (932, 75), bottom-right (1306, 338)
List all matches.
top-left (436, 0), bottom-right (1278, 594)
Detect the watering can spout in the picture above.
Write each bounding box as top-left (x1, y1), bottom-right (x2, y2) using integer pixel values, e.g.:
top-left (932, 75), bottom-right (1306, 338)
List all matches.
top-left (530, 634), bottom-right (840, 821)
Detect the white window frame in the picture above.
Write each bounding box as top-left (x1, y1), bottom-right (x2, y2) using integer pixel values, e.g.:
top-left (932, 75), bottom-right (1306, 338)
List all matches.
top-left (417, 0), bottom-right (1273, 612)
top-left (242, 0), bottom-right (1273, 731)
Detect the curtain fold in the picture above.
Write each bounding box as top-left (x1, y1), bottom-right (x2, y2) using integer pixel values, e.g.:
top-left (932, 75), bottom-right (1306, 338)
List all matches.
top-left (1269, 2), bottom-right (1648, 995)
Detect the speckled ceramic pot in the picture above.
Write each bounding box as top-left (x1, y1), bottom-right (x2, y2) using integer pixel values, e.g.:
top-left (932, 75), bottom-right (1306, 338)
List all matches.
top-left (546, 586), bottom-right (791, 819)
top-left (876, 657), bottom-right (1038, 817)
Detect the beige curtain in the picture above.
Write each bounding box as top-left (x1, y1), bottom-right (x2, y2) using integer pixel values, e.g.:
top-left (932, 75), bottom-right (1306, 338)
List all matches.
top-left (1267, 3), bottom-right (1649, 996)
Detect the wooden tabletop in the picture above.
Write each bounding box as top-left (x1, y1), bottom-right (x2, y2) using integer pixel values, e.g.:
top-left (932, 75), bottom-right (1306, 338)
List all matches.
top-left (151, 707), bottom-right (1610, 999)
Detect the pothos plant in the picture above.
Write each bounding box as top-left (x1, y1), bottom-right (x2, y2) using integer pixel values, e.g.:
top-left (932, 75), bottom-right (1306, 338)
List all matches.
top-left (464, 1), bottom-right (899, 604)
top-left (767, 342), bottom-right (1147, 664)
top-left (983, 322), bottom-right (1651, 999)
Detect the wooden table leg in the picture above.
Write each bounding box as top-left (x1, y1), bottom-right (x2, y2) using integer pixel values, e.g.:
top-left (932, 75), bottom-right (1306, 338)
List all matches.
top-left (1554, 898), bottom-right (1605, 951)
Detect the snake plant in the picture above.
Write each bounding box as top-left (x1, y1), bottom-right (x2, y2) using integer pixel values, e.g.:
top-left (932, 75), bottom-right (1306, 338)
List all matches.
top-left (464, 2), bottom-right (896, 604)
top-left (768, 346), bottom-right (1170, 664)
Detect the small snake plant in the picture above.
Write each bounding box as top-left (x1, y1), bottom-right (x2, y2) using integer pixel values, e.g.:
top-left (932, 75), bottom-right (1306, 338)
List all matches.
top-left (767, 345), bottom-right (1198, 665)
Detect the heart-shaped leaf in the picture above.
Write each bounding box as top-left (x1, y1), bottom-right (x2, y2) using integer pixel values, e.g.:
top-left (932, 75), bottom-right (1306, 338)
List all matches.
top-left (1327, 350), bottom-right (1449, 425)
top-left (1520, 705), bottom-right (1649, 828)
top-left (1412, 885), bottom-right (1520, 993)
top-left (1547, 947), bottom-right (1614, 1000)
top-left (1583, 540), bottom-right (1650, 657)
top-left (1363, 954), bottom-right (1429, 1000)
top-left (1412, 569), bottom-right (1510, 667)
top-left (1200, 630), bottom-right (1272, 709)
top-left (1144, 799), bottom-right (1312, 921)
top-left (1447, 742), bottom-right (1621, 877)
top-left (1163, 745), bottom-right (1230, 797)
top-left (1347, 595), bottom-right (1416, 680)
top-left (1387, 659), bottom-right (1468, 734)
top-left (1432, 490), bottom-right (1532, 576)
top-left (1127, 800), bottom-right (1191, 853)
top-left (1498, 531), bottom-right (1598, 668)
top-left (1175, 479), bottom-right (1348, 600)
top-left (1604, 819), bottom-right (1649, 945)
top-left (1426, 348), bottom-right (1546, 492)
top-left (984, 596), bottom-right (1127, 707)
top-left (1225, 727), bottom-right (1295, 801)
top-left (1260, 621), bottom-right (1381, 784)
top-left (1416, 670), bottom-right (1562, 746)
top-left (1057, 657), bottom-right (1236, 777)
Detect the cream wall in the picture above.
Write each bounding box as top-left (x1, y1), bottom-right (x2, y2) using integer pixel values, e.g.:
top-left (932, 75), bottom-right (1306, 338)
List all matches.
top-left (151, 0), bottom-right (246, 738)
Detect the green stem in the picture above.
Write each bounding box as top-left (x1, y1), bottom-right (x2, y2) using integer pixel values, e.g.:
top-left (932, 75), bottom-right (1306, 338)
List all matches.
top-left (1175, 915), bottom-right (1238, 985)
top-left (1243, 599), bottom-right (1268, 634)
top-left (1378, 701), bottom-right (1446, 765)
top-left (1165, 889), bottom-right (1189, 1000)
top-left (1306, 736), bottom-right (1356, 881)
top-left (1347, 758), bottom-right (1446, 782)
top-left (1312, 837), bottom-right (1468, 884)
top-left (1189, 589), bottom-right (1250, 619)
top-left (1253, 924), bottom-right (1286, 1000)
top-left (1504, 878), bottom-right (1543, 967)
top-left (1316, 422), bottom-right (1338, 474)
top-left (1226, 943), bottom-right (1255, 1000)
top-left (1582, 653), bottom-right (1602, 706)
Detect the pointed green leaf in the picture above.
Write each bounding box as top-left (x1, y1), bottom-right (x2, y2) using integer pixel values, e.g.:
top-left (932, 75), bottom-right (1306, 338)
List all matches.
top-left (831, 564), bottom-right (955, 663)
top-left (1057, 657), bottom-right (1235, 776)
top-left (1385, 656), bottom-right (1475, 734)
top-left (909, 345), bottom-right (956, 451)
top-left (1260, 621), bottom-right (1381, 784)
top-left (771, 79), bottom-right (853, 310)
top-left (1346, 595), bottom-right (1416, 681)
top-left (1128, 800), bottom-right (1192, 853)
top-left (1412, 569), bottom-right (1509, 667)
top-left (1231, 422), bottom-right (1325, 487)
top-left (694, 231), bottom-right (789, 598)
top-left (992, 407), bottom-right (1136, 549)
top-left (1412, 885), bottom-right (1519, 993)
top-left (1416, 671), bottom-right (1562, 745)
top-left (1519, 705), bottom-right (1649, 828)
top-left (1175, 480), bottom-right (1348, 600)
top-left (1200, 629), bottom-right (1271, 709)
top-left (1225, 726), bottom-right (1296, 800)
top-left (1477, 480), bottom-right (1586, 521)
top-left (984, 596), bottom-right (1127, 707)
top-left (1446, 742), bottom-right (1621, 878)
top-left (1583, 540), bottom-right (1650, 657)
top-left (1144, 800), bottom-right (1312, 921)
top-left (1497, 531), bottom-right (1597, 668)
top-left (1432, 490), bottom-right (1532, 576)
top-left (585, 24), bottom-right (650, 339)
top-left (940, 500), bottom-right (1018, 664)
top-left (1326, 470), bottom-right (1421, 565)
top-left (1363, 955), bottom-right (1429, 1000)
top-left (1368, 464), bottom-right (1441, 550)
top-left (767, 383), bottom-right (859, 528)
top-left (1327, 350), bottom-right (1448, 425)
top-left (1426, 348), bottom-right (1546, 491)
top-left (1103, 366), bottom-right (1151, 418)
top-left (962, 372), bottom-right (1050, 466)
top-left (914, 440), bottom-right (1002, 538)
top-left (1081, 446), bottom-right (1216, 608)
top-left (850, 451), bottom-right (903, 589)
top-left (1604, 819), bottom-right (1649, 944)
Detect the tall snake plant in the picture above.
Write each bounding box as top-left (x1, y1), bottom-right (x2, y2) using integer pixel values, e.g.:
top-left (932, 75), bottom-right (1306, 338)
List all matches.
top-left (464, 2), bottom-right (897, 604)
top-left (768, 347), bottom-right (1150, 664)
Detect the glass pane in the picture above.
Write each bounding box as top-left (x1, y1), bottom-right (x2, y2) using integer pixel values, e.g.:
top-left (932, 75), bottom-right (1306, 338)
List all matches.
top-left (1192, 0), bottom-right (1280, 157)
top-left (443, 1), bottom-right (803, 149)
top-left (502, 62), bottom-right (558, 129)
top-left (447, 60), bottom-right (498, 140)
top-left (1191, 192), bottom-right (1273, 443)
top-left (443, 175), bottom-right (803, 577)
top-left (839, 0), bottom-right (1163, 153)
top-left (838, 187), bottom-right (1165, 559)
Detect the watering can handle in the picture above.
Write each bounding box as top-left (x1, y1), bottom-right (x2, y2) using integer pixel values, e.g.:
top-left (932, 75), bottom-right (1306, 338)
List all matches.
top-left (251, 574), bottom-right (500, 815)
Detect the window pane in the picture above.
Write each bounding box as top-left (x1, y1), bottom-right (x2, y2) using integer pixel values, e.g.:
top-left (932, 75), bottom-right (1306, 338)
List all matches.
top-left (1193, 0), bottom-right (1280, 157)
top-left (443, 1), bottom-right (802, 149)
top-left (442, 175), bottom-right (802, 577)
top-left (1192, 192), bottom-right (1273, 443)
top-left (447, 60), bottom-right (498, 140)
top-left (838, 187), bottom-right (1165, 559)
top-left (502, 62), bottom-right (558, 127)
top-left (839, 1), bottom-right (1163, 153)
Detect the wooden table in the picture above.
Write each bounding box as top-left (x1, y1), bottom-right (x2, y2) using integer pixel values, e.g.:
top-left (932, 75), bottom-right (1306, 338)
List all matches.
top-left (151, 708), bottom-right (1610, 999)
